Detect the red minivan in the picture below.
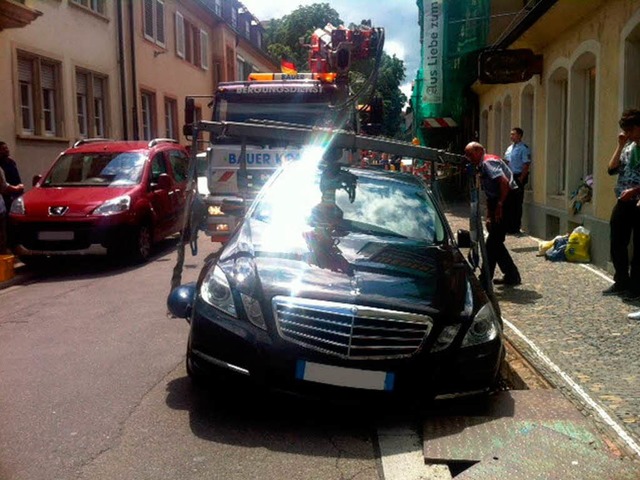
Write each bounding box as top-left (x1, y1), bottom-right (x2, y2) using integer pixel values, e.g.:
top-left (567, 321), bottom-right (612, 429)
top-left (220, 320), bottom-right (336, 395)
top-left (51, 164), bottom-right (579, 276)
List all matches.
top-left (9, 138), bottom-right (190, 264)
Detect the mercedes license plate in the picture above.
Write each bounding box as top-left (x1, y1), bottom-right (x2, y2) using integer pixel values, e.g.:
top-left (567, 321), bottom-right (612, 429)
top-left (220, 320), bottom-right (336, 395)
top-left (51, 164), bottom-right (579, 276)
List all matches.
top-left (295, 360), bottom-right (394, 391)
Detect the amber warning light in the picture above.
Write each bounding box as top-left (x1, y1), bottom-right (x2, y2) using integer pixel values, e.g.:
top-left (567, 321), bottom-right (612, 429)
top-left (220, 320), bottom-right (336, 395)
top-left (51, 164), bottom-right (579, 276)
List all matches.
top-left (248, 72), bottom-right (337, 83)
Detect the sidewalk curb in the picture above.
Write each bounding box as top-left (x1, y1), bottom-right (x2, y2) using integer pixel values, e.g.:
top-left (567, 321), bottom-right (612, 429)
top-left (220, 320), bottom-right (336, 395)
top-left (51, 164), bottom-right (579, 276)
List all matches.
top-left (0, 264), bottom-right (32, 291)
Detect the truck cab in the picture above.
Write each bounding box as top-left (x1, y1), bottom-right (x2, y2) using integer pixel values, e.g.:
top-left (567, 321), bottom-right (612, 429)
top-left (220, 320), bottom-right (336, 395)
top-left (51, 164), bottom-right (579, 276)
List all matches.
top-left (198, 73), bottom-right (355, 243)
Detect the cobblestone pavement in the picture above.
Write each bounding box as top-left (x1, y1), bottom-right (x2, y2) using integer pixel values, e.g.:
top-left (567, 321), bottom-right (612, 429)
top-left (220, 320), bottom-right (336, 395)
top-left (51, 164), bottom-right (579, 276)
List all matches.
top-left (442, 200), bottom-right (640, 459)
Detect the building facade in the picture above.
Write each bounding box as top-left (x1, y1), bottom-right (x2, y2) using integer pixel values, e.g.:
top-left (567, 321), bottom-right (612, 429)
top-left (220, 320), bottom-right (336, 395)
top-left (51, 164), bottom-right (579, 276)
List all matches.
top-left (0, 0), bottom-right (277, 189)
top-left (0, 0), bottom-right (121, 186)
top-left (474, 0), bottom-right (640, 271)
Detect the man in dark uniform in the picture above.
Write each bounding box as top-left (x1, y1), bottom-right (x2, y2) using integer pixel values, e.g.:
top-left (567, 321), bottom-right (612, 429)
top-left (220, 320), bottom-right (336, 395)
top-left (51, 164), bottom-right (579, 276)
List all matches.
top-left (465, 141), bottom-right (521, 286)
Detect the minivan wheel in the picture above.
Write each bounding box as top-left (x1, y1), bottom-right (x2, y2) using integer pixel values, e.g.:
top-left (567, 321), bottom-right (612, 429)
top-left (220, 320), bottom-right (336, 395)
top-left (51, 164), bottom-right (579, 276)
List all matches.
top-left (131, 224), bottom-right (152, 262)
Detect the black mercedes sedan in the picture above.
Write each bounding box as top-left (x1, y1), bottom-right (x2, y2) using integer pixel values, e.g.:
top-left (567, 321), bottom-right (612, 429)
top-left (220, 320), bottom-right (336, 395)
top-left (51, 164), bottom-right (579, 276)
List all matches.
top-left (168, 152), bottom-right (504, 399)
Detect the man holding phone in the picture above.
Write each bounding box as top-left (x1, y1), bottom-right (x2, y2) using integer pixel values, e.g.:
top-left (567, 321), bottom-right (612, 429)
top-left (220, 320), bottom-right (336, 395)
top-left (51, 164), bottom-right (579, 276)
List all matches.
top-left (603, 109), bottom-right (640, 300)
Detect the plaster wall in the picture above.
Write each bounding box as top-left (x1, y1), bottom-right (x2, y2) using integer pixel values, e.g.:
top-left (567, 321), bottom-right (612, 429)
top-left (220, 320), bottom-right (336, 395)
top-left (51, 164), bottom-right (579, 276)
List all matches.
top-left (0, 0), bottom-right (120, 187)
top-left (476, 0), bottom-right (640, 272)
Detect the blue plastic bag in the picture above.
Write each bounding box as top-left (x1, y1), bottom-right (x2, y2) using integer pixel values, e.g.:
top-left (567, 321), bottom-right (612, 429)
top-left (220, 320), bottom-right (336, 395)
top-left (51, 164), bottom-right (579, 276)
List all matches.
top-left (545, 235), bottom-right (568, 262)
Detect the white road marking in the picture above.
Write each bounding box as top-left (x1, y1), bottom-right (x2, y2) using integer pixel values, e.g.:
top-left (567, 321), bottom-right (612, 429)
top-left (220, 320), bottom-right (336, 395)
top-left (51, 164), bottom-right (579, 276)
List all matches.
top-left (377, 422), bottom-right (452, 480)
top-left (503, 317), bottom-right (640, 457)
top-left (579, 263), bottom-right (614, 283)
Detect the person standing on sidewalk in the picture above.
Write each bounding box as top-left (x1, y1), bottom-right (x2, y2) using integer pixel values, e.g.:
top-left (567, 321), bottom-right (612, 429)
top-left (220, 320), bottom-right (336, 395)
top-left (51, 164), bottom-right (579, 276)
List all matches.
top-left (464, 142), bottom-right (521, 286)
top-left (0, 142), bottom-right (23, 212)
top-left (504, 128), bottom-right (531, 234)
top-left (0, 166), bottom-right (24, 253)
top-left (603, 109), bottom-right (640, 300)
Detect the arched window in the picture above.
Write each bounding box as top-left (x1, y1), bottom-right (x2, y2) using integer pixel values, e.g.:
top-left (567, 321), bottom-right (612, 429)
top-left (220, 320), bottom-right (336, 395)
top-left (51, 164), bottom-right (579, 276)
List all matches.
top-left (521, 85), bottom-right (535, 190)
top-left (569, 52), bottom-right (597, 189)
top-left (546, 67), bottom-right (569, 196)
top-left (480, 110), bottom-right (489, 147)
top-left (623, 22), bottom-right (640, 109)
top-left (493, 101), bottom-right (502, 155)
top-left (502, 95), bottom-right (512, 157)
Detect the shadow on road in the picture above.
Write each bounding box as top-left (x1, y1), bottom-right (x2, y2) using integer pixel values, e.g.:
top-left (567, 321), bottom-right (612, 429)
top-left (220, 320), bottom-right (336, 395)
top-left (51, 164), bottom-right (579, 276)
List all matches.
top-left (493, 286), bottom-right (543, 305)
top-left (164, 374), bottom-right (424, 458)
top-left (16, 237), bottom-right (180, 283)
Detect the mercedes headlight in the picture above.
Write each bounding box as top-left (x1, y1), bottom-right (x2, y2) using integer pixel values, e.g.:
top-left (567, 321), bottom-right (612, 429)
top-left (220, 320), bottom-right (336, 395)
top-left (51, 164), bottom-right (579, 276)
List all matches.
top-left (461, 303), bottom-right (500, 348)
top-left (93, 195), bottom-right (131, 215)
top-left (241, 293), bottom-right (266, 329)
top-left (432, 324), bottom-right (462, 352)
top-left (200, 265), bottom-right (237, 317)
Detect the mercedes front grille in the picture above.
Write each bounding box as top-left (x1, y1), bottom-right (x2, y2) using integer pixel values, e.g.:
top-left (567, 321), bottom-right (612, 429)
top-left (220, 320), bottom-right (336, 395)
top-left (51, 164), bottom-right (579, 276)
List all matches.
top-left (272, 296), bottom-right (433, 360)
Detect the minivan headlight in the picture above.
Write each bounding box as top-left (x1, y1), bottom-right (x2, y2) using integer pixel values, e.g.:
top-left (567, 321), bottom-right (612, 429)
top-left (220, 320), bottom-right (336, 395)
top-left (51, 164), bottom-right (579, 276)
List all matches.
top-left (461, 303), bottom-right (500, 347)
top-left (93, 195), bottom-right (131, 215)
top-left (200, 265), bottom-right (237, 317)
top-left (10, 196), bottom-right (25, 215)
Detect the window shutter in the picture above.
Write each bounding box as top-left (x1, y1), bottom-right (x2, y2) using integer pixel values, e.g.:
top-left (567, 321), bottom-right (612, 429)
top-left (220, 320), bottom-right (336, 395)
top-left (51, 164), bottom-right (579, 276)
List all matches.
top-left (93, 77), bottom-right (104, 98)
top-left (18, 58), bottom-right (33, 82)
top-left (76, 72), bottom-right (87, 94)
top-left (41, 64), bottom-right (55, 90)
top-left (156, 0), bottom-right (165, 46)
top-left (200, 30), bottom-right (209, 70)
top-left (143, 0), bottom-right (154, 39)
top-left (175, 12), bottom-right (185, 58)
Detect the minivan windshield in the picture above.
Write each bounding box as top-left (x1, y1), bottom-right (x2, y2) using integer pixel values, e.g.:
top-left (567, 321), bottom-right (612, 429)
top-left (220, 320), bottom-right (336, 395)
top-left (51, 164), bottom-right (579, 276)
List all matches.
top-left (43, 152), bottom-right (146, 187)
top-left (252, 161), bottom-right (446, 244)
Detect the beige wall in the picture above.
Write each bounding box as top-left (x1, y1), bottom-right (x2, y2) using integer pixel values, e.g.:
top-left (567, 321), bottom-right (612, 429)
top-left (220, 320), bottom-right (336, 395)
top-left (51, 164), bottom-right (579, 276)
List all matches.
top-left (131, 0), bottom-right (216, 141)
top-left (1, 0), bottom-right (280, 187)
top-left (0, 0), bottom-right (121, 187)
top-left (127, 0), bottom-right (277, 144)
top-left (475, 0), bottom-right (640, 269)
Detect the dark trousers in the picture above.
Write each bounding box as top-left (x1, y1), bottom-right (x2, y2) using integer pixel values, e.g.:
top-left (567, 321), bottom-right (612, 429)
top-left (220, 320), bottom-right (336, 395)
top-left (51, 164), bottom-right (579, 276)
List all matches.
top-left (0, 213), bottom-right (6, 254)
top-left (486, 197), bottom-right (520, 281)
top-left (610, 199), bottom-right (640, 286)
top-left (506, 176), bottom-right (527, 233)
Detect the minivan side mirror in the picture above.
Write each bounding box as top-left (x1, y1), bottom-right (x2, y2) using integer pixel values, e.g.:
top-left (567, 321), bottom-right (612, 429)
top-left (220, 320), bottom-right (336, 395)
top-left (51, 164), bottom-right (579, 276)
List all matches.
top-left (157, 173), bottom-right (172, 190)
top-left (32, 174), bottom-right (42, 187)
top-left (457, 229), bottom-right (472, 248)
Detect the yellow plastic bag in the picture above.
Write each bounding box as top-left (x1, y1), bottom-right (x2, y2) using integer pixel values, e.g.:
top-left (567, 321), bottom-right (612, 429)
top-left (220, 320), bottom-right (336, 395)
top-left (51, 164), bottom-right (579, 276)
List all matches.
top-left (565, 226), bottom-right (591, 263)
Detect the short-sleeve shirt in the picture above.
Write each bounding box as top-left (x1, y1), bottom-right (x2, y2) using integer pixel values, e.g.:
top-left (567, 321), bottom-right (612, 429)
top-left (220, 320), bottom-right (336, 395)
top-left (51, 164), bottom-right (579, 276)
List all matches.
top-left (613, 141), bottom-right (640, 198)
top-left (480, 154), bottom-right (517, 199)
top-left (504, 142), bottom-right (531, 175)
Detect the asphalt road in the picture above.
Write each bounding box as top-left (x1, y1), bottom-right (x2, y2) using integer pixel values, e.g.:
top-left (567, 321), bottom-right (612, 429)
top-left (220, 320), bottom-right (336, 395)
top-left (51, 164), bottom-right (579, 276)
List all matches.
top-left (0, 240), bottom-right (388, 480)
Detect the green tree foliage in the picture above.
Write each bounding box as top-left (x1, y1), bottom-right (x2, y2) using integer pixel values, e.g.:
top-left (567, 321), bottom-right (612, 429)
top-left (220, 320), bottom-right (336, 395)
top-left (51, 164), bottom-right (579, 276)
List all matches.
top-left (352, 53), bottom-right (407, 138)
top-left (264, 4), bottom-right (407, 138)
top-left (265, 3), bottom-right (343, 70)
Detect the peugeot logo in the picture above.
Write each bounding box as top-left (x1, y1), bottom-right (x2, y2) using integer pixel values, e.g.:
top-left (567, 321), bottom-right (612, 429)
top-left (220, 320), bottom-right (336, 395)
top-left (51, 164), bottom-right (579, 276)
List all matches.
top-left (48, 206), bottom-right (69, 216)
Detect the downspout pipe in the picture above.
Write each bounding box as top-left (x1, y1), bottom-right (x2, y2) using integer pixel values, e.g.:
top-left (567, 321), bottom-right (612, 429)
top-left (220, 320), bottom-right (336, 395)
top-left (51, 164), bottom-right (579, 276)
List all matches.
top-left (116, 0), bottom-right (128, 139)
top-left (128, 0), bottom-right (139, 139)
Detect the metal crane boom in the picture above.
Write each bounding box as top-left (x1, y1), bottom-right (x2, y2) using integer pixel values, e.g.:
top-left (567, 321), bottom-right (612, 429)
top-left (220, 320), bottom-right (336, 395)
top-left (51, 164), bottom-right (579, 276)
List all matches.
top-left (189, 120), bottom-right (467, 165)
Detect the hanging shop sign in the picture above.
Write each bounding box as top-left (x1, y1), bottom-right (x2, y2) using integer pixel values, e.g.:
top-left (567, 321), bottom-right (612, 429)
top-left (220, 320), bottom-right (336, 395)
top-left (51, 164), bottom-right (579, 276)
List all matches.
top-left (478, 48), bottom-right (543, 84)
top-left (422, 0), bottom-right (444, 104)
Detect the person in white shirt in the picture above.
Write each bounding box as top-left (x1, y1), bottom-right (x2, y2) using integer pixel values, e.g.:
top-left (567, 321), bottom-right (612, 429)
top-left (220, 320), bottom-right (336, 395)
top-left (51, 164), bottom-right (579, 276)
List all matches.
top-left (503, 127), bottom-right (531, 234)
